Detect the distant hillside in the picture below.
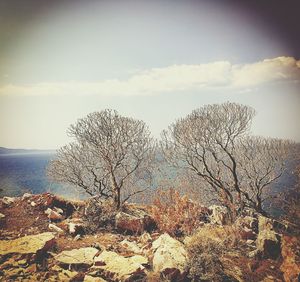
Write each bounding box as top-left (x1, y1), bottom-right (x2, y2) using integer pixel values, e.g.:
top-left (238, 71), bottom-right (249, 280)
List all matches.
top-left (0, 147), bottom-right (55, 155)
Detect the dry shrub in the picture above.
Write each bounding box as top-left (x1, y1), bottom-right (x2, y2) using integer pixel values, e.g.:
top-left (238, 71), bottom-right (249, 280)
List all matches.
top-left (280, 235), bottom-right (300, 282)
top-left (84, 198), bottom-right (117, 233)
top-left (150, 188), bottom-right (208, 236)
top-left (186, 225), bottom-right (244, 281)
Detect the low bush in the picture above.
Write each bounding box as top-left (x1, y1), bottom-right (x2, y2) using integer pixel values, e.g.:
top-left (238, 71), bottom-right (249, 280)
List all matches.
top-left (150, 188), bottom-right (208, 236)
top-left (83, 198), bottom-right (117, 233)
top-left (186, 225), bottom-right (243, 281)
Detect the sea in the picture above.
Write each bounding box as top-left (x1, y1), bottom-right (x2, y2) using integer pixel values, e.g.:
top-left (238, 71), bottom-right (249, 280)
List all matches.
top-left (0, 152), bottom-right (85, 199)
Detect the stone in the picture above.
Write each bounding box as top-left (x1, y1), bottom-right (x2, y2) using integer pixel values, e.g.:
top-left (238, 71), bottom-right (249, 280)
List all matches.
top-left (48, 223), bottom-right (64, 233)
top-left (2, 196), bottom-right (15, 206)
top-left (0, 232), bottom-right (55, 255)
top-left (54, 206), bottom-right (64, 214)
top-left (84, 275), bottom-right (107, 282)
top-left (45, 208), bottom-right (63, 221)
top-left (120, 239), bottom-right (142, 254)
top-left (0, 212), bottom-right (5, 219)
top-left (30, 201), bottom-right (36, 207)
top-left (151, 233), bottom-right (188, 279)
top-left (256, 216), bottom-right (281, 259)
top-left (67, 218), bottom-right (85, 235)
top-left (55, 247), bottom-right (99, 266)
top-left (94, 250), bottom-right (148, 281)
top-left (208, 205), bottom-right (231, 225)
top-left (22, 193), bottom-right (32, 200)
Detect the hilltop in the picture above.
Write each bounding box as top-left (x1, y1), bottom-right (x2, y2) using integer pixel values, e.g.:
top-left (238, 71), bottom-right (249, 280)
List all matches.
top-left (0, 192), bottom-right (299, 281)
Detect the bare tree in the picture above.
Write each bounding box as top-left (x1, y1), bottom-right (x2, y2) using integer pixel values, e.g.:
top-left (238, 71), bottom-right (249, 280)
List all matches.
top-left (161, 102), bottom-right (290, 217)
top-left (48, 109), bottom-right (155, 209)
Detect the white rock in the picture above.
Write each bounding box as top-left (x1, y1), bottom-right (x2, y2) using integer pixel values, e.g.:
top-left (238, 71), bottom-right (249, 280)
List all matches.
top-left (94, 250), bottom-right (148, 281)
top-left (0, 232), bottom-right (55, 255)
top-left (54, 206), bottom-right (64, 214)
top-left (208, 205), bottom-right (231, 225)
top-left (0, 212), bottom-right (5, 219)
top-left (48, 223), bottom-right (64, 233)
top-left (152, 233), bottom-right (188, 276)
top-left (30, 201), bottom-right (36, 207)
top-left (120, 239), bottom-right (142, 254)
top-left (55, 247), bottom-right (99, 266)
top-left (2, 197), bottom-right (15, 206)
top-left (22, 193), bottom-right (32, 200)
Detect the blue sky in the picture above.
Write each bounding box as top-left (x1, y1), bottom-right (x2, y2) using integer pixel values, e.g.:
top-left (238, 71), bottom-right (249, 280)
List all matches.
top-left (0, 0), bottom-right (299, 149)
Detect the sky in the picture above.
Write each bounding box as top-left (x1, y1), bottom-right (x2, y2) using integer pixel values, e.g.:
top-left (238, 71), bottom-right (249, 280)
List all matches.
top-left (0, 0), bottom-right (300, 149)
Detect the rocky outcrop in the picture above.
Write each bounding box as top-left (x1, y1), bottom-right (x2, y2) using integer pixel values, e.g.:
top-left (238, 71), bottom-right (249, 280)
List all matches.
top-left (256, 216), bottom-right (281, 259)
top-left (2, 196), bottom-right (15, 206)
top-left (151, 233), bottom-right (188, 280)
top-left (0, 232), bottom-right (55, 255)
top-left (208, 205), bottom-right (231, 225)
top-left (93, 250), bottom-right (148, 281)
top-left (55, 247), bottom-right (99, 267)
top-left (115, 211), bottom-right (155, 234)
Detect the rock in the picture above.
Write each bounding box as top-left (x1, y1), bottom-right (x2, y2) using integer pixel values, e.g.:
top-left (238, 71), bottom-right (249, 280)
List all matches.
top-left (55, 247), bottom-right (99, 266)
top-left (30, 201), bottom-right (36, 207)
top-left (2, 196), bottom-right (15, 206)
top-left (48, 223), bottom-right (64, 233)
top-left (151, 233), bottom-right (188, 280)
top-left (0, 232), bottom-right (55, 255)
top-left (54, 206), bottom-right (64, 214)
top-left (45, 208), bottom-right (63, 221)
top-left (208, 205), bottom-right (231, 225)
top-left (74, 234), bottom-right (81, 241)
top-left (120, 239), bottom-right (142, 254)
top-left (68, 218), bottom-right (85, 235)
top-left (139, 232), bottom-right (152, 244)
top-left (22, 193), bottom-right (32, 200)
top-left (115, 211), bottom-right (155, 234)
top-left (235, 215), bottom-right (258, 233)
top-left (0, 212), bottom-right (5, 219)
top-left (94, 250), bottom-right (148, 281)
top-left (256, 216), bottom-right (281, 259)
top-left (84, 275), bottom-right (107, 282)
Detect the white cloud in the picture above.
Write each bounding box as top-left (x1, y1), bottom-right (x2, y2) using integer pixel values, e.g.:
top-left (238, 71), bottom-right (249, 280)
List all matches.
top-left (1, 56), bottom-right (299, 96)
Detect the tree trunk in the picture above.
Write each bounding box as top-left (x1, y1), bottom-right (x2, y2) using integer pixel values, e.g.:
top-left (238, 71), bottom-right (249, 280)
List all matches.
top-left (111, 174), bottom-right (121, 209)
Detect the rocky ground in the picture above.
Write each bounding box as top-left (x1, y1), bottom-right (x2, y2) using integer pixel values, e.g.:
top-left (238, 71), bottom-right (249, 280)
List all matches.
top-left (0, 193), bottom-right (299, 281)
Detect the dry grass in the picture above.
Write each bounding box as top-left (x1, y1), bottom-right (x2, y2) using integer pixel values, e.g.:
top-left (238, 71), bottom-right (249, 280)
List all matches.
top-left (149, 188), bottom-right (208, 236)
top-left (186, 225), bottom-right (244, 281)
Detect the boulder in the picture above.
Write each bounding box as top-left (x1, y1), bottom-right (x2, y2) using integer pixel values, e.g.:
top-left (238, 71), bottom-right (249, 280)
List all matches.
top-left (120, 239), bottom-right (142, 254)
top-left (256, 216), bottom-right (281, 259)
top-left (151, 233), bottom-right (188, 280)
top-left (94, 250), bottom-right (148, 281)
top-left (208, 205), bottom-right (231, 225)
top-left (2, 196), bottom-right (15, 206)
top-left (0, 232), bottom-right (55, 255)
top-left (55, 247), bottom-right (99, 267)
top-left (115, 211), bottom-right (155, 234)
